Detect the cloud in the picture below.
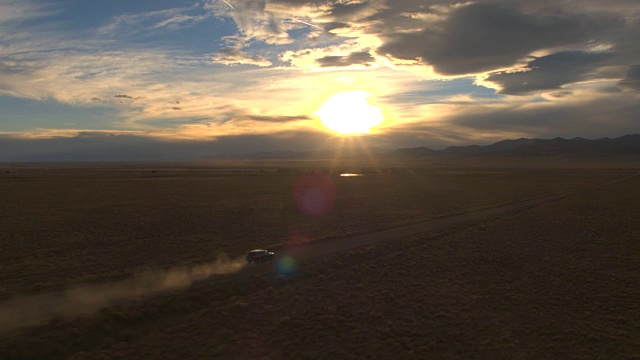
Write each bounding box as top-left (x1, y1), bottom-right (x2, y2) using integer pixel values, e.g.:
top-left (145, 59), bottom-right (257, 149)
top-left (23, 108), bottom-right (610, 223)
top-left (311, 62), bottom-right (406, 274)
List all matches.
top-left (280, 36), bottom-right (381, 69)
top-left (618, 65), bottom-right (640, 90)
top-left (0, 48), bottom-right (183, 104)
top-left (375, 88), bottom-right (640, 150)
top-left (316, 50), bottom-right (376, 67)
top-left (206, 0), bottom-right (385, 64)
top-left (206, 0), bottom-right (298, 45)
top-left (486, 51), bottom-right (616, 95)
top-left (212, 41), bottom-right (273, 67)
top-left (264, 0), bottom-right (383, 22)
top-left (321, 0), bottom-right (384, 22)
top-left (1, 0), bottom-right (639, 157)
top-left (245, 115), bottom-right (312, 122)
top-left (1, 84), bottom-right (639, 160)
top-left (97, 4), bottom-right (212, 35)
top-left (0, 0), bottom-right (57, 26)
top-left (0, 129), bottom-right (335, 161)
top-left (445, 89), bottom-right (640, 139)
top-left (322, 22), bottom-right (351, 32)
top-left (1, 28), bottom-right (404, 132)
top-left (377, 2), bottom-right (623, 76)
top-left (208, 0), bottom-right (636, 84)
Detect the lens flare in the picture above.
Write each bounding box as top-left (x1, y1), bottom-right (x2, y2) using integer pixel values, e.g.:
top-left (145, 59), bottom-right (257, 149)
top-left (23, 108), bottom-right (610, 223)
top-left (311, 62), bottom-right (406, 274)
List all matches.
top-left (276, 256), bottom-right (296, 277)
top-left (294, 173), bottom-right (336, 216)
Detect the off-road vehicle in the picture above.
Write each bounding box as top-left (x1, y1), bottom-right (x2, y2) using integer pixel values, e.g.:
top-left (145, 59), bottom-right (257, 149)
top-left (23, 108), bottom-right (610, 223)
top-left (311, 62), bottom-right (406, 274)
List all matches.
top-left (246, 249), bottom-right (275, 263)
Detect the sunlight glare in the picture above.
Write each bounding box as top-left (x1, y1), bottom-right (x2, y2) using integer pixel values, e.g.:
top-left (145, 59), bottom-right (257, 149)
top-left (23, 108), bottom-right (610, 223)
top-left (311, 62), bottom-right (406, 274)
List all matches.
top-left (316, 91), bottom-right (383, 135)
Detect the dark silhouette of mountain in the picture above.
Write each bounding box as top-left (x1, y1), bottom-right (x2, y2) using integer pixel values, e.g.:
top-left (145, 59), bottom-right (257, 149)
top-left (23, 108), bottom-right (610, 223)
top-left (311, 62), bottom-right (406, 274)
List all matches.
top-left (205, 147), bottom-right (390, 160)
top-left (500, 135), bottom-right (640, 157)
top-left (201, 134), bottom-right (640, 160)
top-left (483, 138), bottom-right (540, 153)
top-left (393, 134), bottom-right (640, 158)
top-left (393, 146), bottom-right (437, 157)
top-left (436, 138), bottom-right (539, 156)
top-left (437, 144), bottom-right (484, 156)
top-left (201, 150), bottom-right (323, 160)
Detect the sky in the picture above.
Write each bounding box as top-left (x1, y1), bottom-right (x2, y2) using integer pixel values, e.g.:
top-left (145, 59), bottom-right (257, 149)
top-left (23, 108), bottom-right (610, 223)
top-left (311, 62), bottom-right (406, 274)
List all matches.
top-left (0, 0), bottom-right (639, 160)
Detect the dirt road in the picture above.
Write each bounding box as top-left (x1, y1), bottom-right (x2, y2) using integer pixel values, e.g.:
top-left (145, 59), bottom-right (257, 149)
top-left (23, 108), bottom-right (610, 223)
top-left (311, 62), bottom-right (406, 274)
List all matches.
top-left (268, 169), bottom-right (639, 265)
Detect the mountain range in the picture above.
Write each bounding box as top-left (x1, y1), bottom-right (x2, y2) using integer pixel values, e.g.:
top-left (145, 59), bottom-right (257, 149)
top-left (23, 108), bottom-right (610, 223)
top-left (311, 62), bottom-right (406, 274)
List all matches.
top-left (218, 134), bottom-right (640, 160)
top-left (407, 134), bottom-right (640, 158)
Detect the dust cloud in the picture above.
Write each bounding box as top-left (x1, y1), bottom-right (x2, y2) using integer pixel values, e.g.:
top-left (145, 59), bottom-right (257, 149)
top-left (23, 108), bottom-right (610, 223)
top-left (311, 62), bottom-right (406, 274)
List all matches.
top-left (0, 254), bottom-right (245, 334)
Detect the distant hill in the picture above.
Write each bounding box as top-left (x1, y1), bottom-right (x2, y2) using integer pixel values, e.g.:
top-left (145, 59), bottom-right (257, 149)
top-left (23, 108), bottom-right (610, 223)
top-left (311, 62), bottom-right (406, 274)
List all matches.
top-left (393, 147), bottom-right (437, 158)
top-left (198, 134), bottom-right (640, 160)
top-left (202, 147), bottom-right (390, 161)
top-left (394, 134), bottom-right (640, 158)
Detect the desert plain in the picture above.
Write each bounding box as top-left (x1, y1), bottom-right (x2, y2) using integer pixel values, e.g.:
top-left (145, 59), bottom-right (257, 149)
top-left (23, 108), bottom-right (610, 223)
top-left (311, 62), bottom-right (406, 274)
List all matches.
top-left (0, 158), bottom-right (639, 359)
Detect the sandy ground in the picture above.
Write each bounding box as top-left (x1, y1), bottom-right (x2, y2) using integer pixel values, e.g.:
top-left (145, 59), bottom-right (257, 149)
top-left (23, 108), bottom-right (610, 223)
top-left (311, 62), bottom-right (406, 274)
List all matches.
top-left (1, 166), bottom-right (638, 359)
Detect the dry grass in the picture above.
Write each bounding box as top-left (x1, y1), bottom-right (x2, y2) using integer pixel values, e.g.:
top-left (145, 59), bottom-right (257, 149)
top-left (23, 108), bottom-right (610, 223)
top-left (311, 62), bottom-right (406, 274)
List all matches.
top-left (0, 161), bottom-right (639, 359)
top-left (0, 162), bottom-right (627, 296)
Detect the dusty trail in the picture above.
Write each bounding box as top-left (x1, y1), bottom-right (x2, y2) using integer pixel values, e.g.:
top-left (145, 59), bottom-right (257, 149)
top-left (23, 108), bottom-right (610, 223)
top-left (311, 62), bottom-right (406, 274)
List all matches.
top-left (1, 170), bottom-right (637, 334)
top-left (0, 256), bottom-right (245, 334)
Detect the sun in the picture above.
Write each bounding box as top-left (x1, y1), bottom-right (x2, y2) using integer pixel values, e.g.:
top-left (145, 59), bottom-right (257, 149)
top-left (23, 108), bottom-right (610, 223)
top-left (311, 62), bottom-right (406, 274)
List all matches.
top-left (315, 90), bottom-right (383, 135)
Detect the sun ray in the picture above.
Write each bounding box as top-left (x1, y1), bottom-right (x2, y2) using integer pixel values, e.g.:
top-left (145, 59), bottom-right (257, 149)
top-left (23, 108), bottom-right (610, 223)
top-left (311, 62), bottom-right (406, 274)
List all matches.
top-left (353, 135), bottom-right (383, 174)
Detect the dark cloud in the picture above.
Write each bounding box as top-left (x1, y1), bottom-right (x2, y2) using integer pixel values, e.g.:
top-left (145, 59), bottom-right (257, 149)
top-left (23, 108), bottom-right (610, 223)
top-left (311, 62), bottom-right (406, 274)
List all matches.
top-left (0, 131), bottom-right (333, 162)
top-left (212, 44), bottom-right (272, 66)
top-left (448, 94), bottom-right (640, 139)
top-left (245, 114), bottom-right (311, 122)
top-left (171, 106), bottom-right (182, 110)
top-left (91, 97), bottom-right (102, 101)
top-left (73, 131), bottom-right (120, 138)
top-left (547, 90), bottom-right (574, 98)
top-left (618, 65), bottom-right (640, 90)
top-left (267, 0), bottom-right (374, 18)
top-left (281, 49), bottom-right (311, 60)
top-left (611, 17), bottom-right (640, 63)
top-left (322, 22), bottom-right (350, 32)
top-left (326, 1), bottom-right (373, 21)
top-left (316, 50), bottom-right (375, 67)
top-left (487, 51), bottom-right (614, 95)
top-left (372, 125), bottom-right (478, 150)
top-left (377, 2), bottom-right (623, 75)
top-left (0, 59), bottom-right (37, 75)
top-left (113, 94), bottom-right (133, 99)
